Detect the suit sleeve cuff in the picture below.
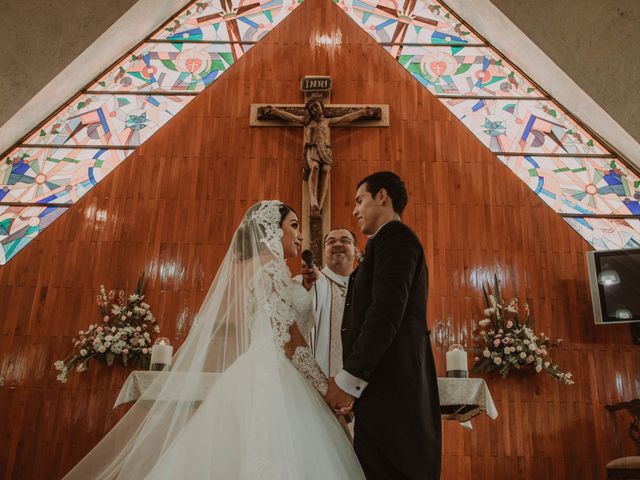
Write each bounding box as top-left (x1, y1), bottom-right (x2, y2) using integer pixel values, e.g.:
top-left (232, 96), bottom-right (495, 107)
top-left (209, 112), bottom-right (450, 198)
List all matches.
top-left (335, 369), bottom-right (368, 398)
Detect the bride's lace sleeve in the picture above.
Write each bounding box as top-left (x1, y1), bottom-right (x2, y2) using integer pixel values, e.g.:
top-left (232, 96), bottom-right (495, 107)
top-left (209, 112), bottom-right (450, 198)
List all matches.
top-left (284, 324), bottom-right (328, 396)
top-left (259, 261), bottom-right (328, 396)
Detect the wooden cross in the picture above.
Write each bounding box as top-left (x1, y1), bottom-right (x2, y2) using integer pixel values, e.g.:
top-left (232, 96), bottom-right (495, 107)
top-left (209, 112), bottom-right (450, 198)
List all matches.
top-left (250, 76), bottom-right (389, 265)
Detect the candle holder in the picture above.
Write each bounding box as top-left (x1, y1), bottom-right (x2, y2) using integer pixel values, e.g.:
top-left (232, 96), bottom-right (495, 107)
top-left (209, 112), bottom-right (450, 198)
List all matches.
top-left (445, 344), bottom-right (468, 378)
top-left (150, 337), bottom-right (173, 371)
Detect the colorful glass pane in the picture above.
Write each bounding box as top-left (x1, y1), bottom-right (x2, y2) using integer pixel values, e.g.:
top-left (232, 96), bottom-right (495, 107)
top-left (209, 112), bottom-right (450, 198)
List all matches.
top-left (23, 94), bottom-right (193, 147)
top-left (89, 42), bottom-right (238, 92)
top-left (1, 147), bottom-right (130, 204)
top-left (153, 0), bottom-right (303, 42)
top-left (564, 217), bottom-right (640, 250)
top-left (398, 45), bottom-right (541, 97)
top-left (0, 205), bottom-right (68, 264)
top-left (445, 98), bottom-right (610, 155)
top-left (498, 156), bottom-right (640, 216)
top-left (335, 0), bottom-right (482, 49)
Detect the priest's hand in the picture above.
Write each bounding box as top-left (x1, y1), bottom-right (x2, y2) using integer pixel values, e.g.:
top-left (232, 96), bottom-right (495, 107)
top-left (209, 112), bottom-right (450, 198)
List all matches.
top-left (301, 264), bottom-right (319, 291)
top-left (325, 377), bottom-right (354, 413)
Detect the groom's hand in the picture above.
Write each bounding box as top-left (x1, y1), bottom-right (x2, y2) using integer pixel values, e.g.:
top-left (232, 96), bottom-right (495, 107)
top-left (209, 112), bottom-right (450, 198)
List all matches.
top-left (325, 377), bottom-right (354, 413)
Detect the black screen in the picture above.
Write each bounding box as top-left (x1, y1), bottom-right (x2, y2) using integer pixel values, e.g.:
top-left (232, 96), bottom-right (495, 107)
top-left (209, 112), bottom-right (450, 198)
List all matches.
top-left (595, 249), bottom-right (640, 323)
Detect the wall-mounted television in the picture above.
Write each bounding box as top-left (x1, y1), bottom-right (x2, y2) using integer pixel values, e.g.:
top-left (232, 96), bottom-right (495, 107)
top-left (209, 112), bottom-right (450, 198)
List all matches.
top-left (586, 248), bottom-right (640, 324)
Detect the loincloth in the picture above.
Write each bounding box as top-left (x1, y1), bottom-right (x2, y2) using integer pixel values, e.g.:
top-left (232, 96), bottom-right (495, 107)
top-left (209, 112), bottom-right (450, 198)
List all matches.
top-left (303, 143), bottom-right (333, 180)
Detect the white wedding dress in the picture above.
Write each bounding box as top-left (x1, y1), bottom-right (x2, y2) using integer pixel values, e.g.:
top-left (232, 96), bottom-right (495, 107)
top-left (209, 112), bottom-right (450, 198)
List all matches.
top-left (62, 201), bottom-right (364, 480)
top-left (146, 261), bottom-right (365, 479)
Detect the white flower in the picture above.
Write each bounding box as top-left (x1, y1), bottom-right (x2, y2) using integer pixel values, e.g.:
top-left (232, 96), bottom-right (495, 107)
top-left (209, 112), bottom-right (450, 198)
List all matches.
top-left (142, 348), bottom-right (148, 354)
top-left (519, 352), bottom-right (526, 359)
top-left (98, 345), bottom-right (107, 353)
top-left (76, 363), bottom-right (87, 373)
top-left (493, 338), bottom-right (501, 347)
top-left (80, 349), bottom-right (88, 356)
top-left (526, 356), bottom-right (534, 363)
top-left (528, 343), bottom-right (537, 351)
top-left (56, 373), bottom-right (68, 383)
top-left (54, 360), bottom-right (65, 370)
top-left (154, 325), bottom-right (160, 333)
top-left (483, 349), bottom-right (490, 358)
top-left (506, 321), bottom-right (513, 328)
top-left (516, 346), bottom-right (523, 352)
top-left (493, 357), bottom-right (502, 365)
top-left (483, 308), bottom-right (494, 316)
top-left (524, 339), bottom-right (530, 345)
top-left (544, 362), bottom-right (550, 368)
top-left (479, 319), bottom-right (491, 327)
top-left (121, 315), bottom-right (127, 321)
top-left (535, 365), bottom-right (542, 373)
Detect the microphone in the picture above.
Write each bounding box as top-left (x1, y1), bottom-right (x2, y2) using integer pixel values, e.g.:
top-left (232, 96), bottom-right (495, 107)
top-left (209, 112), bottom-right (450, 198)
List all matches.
top-left (301, 249), bottom-right (314, 268)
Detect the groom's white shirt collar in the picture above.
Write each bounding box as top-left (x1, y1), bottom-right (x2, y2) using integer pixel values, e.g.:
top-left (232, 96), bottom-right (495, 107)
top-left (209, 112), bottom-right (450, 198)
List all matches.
top-left (368, 216), bottom-right (401, 239)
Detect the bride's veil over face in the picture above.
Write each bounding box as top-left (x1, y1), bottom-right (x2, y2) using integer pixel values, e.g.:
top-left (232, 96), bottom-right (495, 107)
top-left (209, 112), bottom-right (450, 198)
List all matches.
top-left (63, 200), bottom-right (287, 479)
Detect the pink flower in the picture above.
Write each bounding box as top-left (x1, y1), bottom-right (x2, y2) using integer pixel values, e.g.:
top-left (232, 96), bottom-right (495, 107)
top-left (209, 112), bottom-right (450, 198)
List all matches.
top-left (493, 338), bottom-right (501, 347)
top-left (506, 321), bottom-right (513, 328)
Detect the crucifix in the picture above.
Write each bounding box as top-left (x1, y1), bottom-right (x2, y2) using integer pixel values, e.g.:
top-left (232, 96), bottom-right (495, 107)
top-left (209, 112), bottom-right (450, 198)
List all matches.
top-left (250, 76), bottom-right (389, 265)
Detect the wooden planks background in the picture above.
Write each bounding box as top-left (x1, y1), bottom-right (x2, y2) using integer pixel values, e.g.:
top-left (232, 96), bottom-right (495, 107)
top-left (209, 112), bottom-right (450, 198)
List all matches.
top-left (1, 0), bottom-right (638, 478)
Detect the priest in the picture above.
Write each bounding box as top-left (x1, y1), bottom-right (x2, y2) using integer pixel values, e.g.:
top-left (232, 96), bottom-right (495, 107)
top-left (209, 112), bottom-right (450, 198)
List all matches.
top-left (296, 227), bottom-right (358, 377)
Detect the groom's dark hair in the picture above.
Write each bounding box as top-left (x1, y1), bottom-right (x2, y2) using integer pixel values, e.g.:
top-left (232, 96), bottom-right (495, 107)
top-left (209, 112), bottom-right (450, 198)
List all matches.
top-left (357, 171), bottom-right (408, 215)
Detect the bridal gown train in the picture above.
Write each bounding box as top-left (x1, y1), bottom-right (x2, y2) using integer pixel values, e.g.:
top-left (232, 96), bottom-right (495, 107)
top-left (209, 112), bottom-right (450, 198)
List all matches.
top-left (145, 267), bottom-right (365, 479)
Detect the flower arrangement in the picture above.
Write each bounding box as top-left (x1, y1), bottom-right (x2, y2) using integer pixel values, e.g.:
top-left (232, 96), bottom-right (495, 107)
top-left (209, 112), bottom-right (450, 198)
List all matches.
top-left (54, 278), bottom-right (159, 383)
top-left (471, 273), bottom-right (574, 385)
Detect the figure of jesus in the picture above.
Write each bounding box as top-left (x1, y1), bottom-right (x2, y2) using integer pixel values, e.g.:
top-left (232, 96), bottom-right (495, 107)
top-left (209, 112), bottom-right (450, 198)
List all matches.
top-left (261, 95), bottom-right (379, 217)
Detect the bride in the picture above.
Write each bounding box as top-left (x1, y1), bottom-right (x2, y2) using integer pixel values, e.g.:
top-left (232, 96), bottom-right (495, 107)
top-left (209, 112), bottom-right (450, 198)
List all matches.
top-left (63, 200), bottom-right (365, 479)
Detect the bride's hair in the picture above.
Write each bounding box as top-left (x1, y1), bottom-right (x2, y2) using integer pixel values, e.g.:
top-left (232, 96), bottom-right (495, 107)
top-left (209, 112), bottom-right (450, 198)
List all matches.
top-left (234, 202), bottom-right (295, 260)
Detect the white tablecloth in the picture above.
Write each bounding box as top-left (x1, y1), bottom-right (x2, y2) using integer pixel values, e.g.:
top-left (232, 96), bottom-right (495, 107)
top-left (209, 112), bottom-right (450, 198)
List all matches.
top-left (114, 372), bottom-right (497, 425)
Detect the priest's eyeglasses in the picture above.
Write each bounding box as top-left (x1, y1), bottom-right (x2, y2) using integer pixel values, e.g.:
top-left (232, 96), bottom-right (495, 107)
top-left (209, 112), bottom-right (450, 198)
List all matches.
top-left (324, 237), bottom-right (354, 246)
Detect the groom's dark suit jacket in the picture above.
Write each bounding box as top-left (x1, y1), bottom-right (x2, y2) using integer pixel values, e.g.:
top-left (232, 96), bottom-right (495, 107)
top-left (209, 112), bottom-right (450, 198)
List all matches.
top-left (342, 220), bottom-right (441, 480)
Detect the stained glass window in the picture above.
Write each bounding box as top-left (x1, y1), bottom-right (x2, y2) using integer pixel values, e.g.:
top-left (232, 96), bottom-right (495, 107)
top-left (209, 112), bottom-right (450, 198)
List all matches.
top-left (1, 147), bottom-right (131, 204)
top-left (0, 206), bottom-right (68, 264)
top-left (338, 0), bottom-right (640, 250)
top-left (89, 43), bottom-right (238, 93)
top-left (0, 0), bottom-right (302, 264)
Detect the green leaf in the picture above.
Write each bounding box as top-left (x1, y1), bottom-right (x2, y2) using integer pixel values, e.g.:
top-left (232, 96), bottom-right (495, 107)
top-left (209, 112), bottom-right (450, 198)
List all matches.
top-left (77, 102), bottom-right (86, 110)
top-left (633, 180), bottom-right (640, 189)
top-left (548, 109), bottom-right (557, 118)
top-left (610, 160), bottom-right (617, 169)
top-left (586, 140), bottom-right (594, 147)
top-left (39, 129), bottom-right (46, 137)
top-left (98, 81), bottom-right (106, 87)
top-left (454, 63), bottom-right (472, 75)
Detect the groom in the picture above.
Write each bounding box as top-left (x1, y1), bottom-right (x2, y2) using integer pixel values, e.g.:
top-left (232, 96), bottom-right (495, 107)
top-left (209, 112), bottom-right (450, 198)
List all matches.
top-left (325, 171), bottom-right (441, 479)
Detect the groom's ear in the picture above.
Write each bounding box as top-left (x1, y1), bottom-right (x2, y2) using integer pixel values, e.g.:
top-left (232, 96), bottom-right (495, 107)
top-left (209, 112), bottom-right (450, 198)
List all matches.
top-left (376, 188), bottom-right (389, 205)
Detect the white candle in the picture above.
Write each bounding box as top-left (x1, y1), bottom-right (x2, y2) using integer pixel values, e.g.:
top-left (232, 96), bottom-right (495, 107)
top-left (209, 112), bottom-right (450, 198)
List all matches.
top-left (446, 347), bottom-right (468, 376)
top-left (150, 343), bottom-right (173, 369)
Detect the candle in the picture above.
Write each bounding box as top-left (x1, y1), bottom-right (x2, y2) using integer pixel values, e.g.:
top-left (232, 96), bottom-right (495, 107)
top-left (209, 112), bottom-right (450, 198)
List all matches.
top-left (446, 344), bottom-right (468, 378)
top-left (150, 343), bottom-right (173, 371)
